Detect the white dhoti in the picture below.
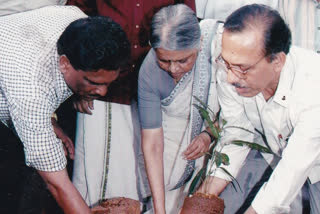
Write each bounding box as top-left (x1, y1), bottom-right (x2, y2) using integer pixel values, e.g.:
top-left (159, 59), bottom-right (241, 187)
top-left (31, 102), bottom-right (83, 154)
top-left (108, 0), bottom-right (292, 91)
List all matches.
top-left (72, 100), bottom-right (143, 207)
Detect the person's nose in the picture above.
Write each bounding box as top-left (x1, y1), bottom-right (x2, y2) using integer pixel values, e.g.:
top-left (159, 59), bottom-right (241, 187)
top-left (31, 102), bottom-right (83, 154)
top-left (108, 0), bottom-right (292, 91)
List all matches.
top-left (95, 85), bottom-right (108, 97)
top-left (169, 61), bottom-right (180, 73)
top-left (226, 68), bottom-right (240, 85)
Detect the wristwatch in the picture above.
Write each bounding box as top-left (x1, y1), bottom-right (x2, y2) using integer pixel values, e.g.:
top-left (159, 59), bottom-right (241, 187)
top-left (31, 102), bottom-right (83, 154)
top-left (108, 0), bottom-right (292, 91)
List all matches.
top-left (201, 130), bottom-right (215, 142)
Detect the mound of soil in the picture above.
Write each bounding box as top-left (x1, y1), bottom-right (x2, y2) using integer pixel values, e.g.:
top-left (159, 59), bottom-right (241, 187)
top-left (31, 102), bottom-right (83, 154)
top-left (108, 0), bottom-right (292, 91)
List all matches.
top-left (91, 197), bottom-right (140, 214)
top-left (180, 193), bottom-right (224, 214)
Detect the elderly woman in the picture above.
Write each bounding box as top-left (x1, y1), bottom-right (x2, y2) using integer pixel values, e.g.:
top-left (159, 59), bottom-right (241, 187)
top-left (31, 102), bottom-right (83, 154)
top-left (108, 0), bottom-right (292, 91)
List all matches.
top-left (138, 4), bottom-right (221, 213)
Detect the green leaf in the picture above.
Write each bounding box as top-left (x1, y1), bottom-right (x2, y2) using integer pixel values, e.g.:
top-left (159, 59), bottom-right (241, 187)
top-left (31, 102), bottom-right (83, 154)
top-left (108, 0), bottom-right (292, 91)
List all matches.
top-left (222, 119), bottom-right (227, 126)
top-left (193, 96), bottom-right (215, 116)
top-left (208, 141), bottom-right (218, 153)
top-left (215, 152), bottom-right (222, 167)
top-left (213, 109), bottom-right (221, 124)
top-left (254, 128), bottom-right (279, 157)
top-left (219, 167), bottom-right (242, 193)
top-left (194, 104), bottom-right (220, 139)
top-left (188, 168), bottom-right (206, 195)
top-left (231, 140), bottom-right (272, 154)
top-left (220, 153), bottom-right (230, 166)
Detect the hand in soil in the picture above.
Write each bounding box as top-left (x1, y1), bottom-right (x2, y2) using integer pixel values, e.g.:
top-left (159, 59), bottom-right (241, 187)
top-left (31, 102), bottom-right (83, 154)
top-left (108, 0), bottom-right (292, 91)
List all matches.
top-left (180, 193), bottom-right (224, 214)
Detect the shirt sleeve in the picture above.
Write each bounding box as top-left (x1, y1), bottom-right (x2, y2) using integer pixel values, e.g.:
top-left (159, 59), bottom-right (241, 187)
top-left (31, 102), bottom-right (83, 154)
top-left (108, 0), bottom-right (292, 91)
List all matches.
top-left (209, 71), bottom-right (254, 181)
top-left (252, 103), bottom-right (320, 214)
top-left (9, 96), bottom-right (66, 172)
top-left (138, 51), bottom-right (163, 129)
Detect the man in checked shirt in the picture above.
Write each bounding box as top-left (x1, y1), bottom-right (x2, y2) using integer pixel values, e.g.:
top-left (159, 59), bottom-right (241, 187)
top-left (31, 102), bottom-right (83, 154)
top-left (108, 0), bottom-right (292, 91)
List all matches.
top-left (0, 5), bottom-right (130, 214)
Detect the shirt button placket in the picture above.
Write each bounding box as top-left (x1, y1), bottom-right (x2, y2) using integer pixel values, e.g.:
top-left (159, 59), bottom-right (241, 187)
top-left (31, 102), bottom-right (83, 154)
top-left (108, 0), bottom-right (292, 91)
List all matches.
top-left (317, 27), bottom-right (320, 53)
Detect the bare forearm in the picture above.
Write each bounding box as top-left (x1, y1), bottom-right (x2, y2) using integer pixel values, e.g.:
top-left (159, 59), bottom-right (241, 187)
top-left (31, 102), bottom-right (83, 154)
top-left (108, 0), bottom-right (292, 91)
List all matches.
top-left (142, 128), bottom-right (166, 214)
top-left (38, 168), bottom-right (90, 214)
top-left (245, 206), bottom-right (257, 214)
top-left (143, 146), bottom-right (165, 213)
top-left (198, 176), bottom-right (230, 196)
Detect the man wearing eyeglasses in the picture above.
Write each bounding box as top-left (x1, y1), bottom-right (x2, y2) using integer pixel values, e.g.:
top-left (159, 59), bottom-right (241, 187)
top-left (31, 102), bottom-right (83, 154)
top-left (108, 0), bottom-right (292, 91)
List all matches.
top-left (197, 4), bottom-right (320, 214)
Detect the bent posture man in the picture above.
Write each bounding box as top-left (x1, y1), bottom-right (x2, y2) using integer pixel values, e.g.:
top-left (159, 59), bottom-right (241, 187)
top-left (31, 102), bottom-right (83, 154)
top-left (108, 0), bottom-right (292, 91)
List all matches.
top-left (0, 6), bottom-right (130, 213)
top-left (199, 4), bottom-right (320, 214)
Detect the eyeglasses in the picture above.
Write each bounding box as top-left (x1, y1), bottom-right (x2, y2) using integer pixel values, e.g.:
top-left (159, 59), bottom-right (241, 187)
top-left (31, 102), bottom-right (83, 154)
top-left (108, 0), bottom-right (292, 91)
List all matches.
top-left (215, 54), bottom-right (266, 79)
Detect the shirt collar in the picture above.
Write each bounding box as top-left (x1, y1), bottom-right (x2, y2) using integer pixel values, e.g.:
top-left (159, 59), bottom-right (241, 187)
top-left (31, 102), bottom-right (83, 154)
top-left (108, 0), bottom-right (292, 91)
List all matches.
top-left (272, 50), bottom-right (295, 108)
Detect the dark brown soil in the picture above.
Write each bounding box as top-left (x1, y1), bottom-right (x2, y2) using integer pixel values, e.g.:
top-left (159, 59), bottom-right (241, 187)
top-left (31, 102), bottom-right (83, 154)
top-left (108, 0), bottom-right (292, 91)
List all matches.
top-left (180, 193), bottom-right (224, 214)
top-left (91, 197), bottom-right (140, 214)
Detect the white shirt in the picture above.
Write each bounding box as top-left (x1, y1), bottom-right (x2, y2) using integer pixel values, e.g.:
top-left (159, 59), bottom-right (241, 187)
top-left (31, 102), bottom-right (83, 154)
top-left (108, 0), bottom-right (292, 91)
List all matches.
top-left (0, 0), bottom-right (67, 16)
top-left (196, 0), bottom-right (279, 20)
top-left (0, 6), bottom-right (86, 171)
top-left (212, 46), bottom-right (320, 213)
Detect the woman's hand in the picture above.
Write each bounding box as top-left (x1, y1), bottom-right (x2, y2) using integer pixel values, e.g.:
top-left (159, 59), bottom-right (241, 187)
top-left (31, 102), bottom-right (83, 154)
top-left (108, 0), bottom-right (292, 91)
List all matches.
top-left (183, 131), bottom-right (211, 160)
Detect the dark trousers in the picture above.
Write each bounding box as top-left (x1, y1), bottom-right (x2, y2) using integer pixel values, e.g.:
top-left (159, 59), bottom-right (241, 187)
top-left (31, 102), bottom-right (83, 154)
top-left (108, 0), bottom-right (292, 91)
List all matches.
top-left (220, 150), bottom-right (311, 214)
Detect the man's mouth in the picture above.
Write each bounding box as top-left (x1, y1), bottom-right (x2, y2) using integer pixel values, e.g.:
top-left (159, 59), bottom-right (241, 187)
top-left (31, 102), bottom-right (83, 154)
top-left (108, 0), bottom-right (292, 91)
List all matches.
top-left (83, 95), bottom-right (100, 100)
top-left (232, 82), bottom-right (245, 88)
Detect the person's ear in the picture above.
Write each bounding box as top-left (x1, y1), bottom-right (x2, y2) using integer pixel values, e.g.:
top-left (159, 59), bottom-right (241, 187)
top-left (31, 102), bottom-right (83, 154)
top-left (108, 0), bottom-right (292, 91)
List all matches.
top-left (59, 55), bottom-right (71, 74)
top-left (272, 52), bottom-right (286, 74)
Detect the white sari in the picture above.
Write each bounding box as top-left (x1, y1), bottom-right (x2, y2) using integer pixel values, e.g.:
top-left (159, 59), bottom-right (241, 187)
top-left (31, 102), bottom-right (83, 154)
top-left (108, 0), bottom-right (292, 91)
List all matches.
top-left (143, 19), bottom-right (222, 213)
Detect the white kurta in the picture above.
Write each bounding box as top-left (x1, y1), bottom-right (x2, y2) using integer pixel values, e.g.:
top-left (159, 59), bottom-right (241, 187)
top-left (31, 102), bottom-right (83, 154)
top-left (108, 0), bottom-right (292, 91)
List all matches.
top-left (212, 46), bottom-right (320, 213)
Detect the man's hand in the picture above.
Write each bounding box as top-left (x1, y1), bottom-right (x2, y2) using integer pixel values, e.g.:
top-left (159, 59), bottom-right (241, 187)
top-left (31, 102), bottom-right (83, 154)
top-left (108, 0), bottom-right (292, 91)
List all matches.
top-left (183, 131), bottom-right (211, 160)
top-left (197, 176), bottom-right (229, 196)
top-left (245, 206), bottom-right (257, 214)
top-left (73, 96), bottom-right (94, 114)
top-left (52, 117), bottom-right (74, 159)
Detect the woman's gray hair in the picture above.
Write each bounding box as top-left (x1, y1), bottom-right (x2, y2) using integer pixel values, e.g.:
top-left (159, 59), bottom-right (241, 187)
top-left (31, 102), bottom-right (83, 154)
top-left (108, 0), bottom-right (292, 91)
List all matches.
top-left (150, 4), bottom-right (201, 50)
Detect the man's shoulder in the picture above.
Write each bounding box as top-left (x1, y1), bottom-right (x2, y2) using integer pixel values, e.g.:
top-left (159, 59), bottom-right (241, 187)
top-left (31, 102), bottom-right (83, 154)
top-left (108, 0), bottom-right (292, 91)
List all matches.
top-left (289, 46), bottom-right (320, 63)
top-left (288, 46), bottom-right (320, 105)
top-left (0, 5), bottom-right (86, 46)
top-left (33, 5), bottom-right (86, 19)
top-left (1, 5), bottom-right (85, 20)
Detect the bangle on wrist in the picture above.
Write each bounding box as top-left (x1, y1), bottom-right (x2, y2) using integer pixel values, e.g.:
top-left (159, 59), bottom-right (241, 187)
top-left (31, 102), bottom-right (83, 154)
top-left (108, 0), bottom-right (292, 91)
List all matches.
top-left (201, 130), bottom-right (215, 142)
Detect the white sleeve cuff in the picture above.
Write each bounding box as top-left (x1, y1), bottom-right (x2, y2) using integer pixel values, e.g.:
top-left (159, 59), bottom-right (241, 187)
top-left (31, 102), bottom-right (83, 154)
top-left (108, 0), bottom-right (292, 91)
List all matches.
top-left (208, 167), bottom-right (233, 182)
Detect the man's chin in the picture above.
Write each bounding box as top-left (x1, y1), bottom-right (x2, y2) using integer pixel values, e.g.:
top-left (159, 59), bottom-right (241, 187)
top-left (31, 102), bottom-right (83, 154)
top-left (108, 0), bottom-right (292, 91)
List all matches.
top-left (235, 87), bottom-right (255, 97)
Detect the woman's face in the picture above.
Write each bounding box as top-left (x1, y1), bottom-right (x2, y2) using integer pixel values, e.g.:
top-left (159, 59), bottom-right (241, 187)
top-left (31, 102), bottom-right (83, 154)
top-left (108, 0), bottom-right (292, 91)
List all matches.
top-left (155, 48), bottom-right (198, 82)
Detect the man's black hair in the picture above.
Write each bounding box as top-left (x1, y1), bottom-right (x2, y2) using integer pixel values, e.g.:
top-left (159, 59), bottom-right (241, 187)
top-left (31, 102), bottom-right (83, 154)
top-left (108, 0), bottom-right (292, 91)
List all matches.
top-left (57, 16), bottom-right (130, 71)
top-left (224, 4), bottom-right (292, 58)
